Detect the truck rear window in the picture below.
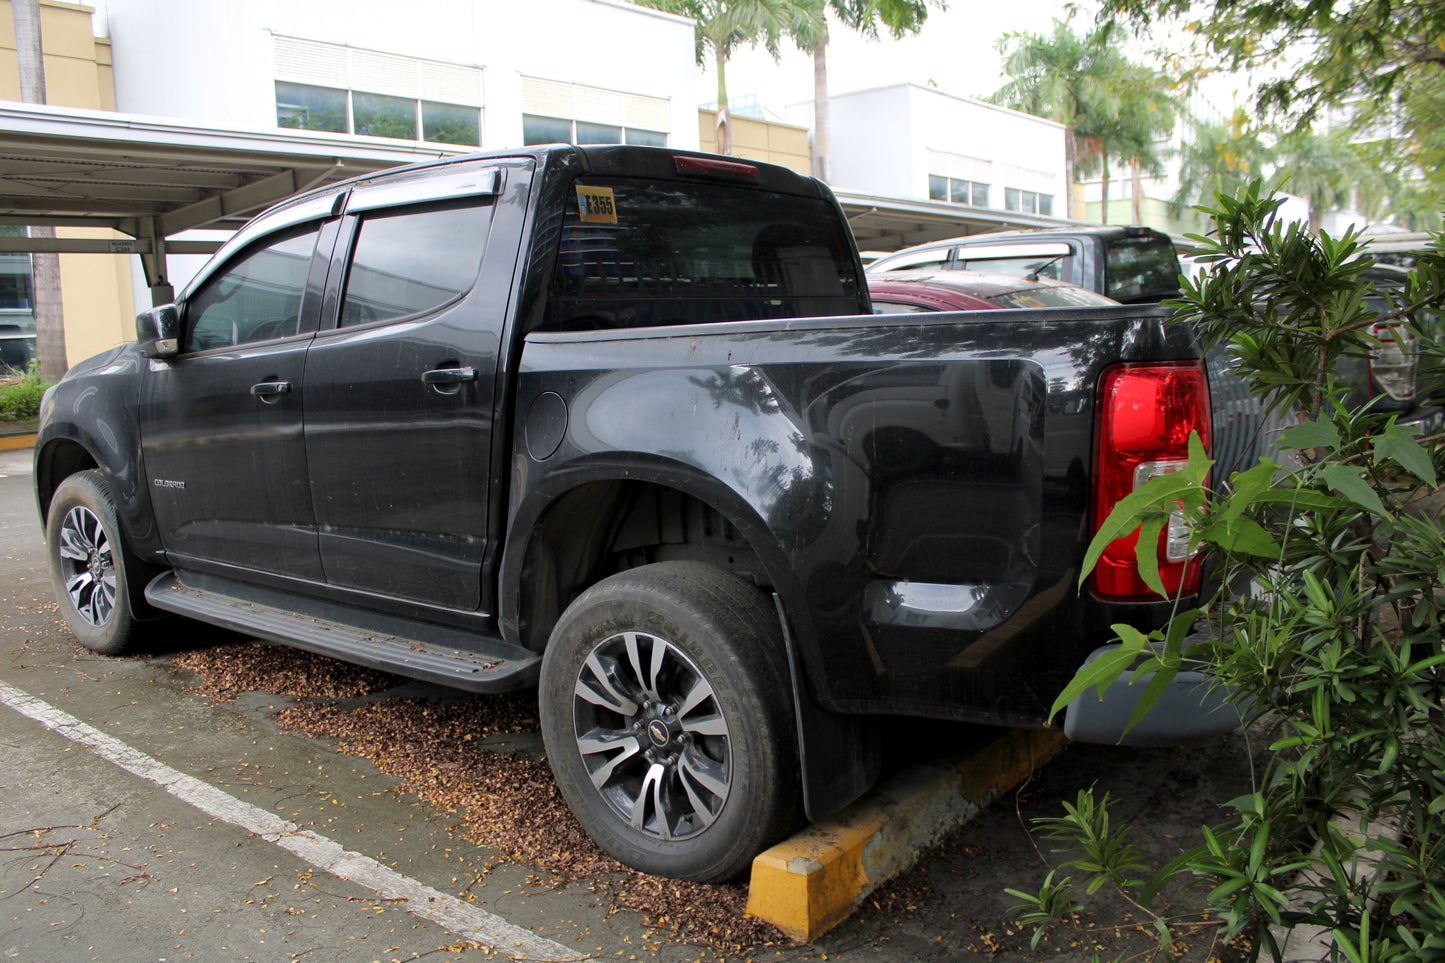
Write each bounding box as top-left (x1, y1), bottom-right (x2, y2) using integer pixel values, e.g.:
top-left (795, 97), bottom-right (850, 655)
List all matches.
top-left (548, 177), bottom-right (863, 329)
top-left (1105, 236), bottom-right (1182, 303)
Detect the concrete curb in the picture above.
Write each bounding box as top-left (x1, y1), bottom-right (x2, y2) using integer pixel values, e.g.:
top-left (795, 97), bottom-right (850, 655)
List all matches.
top-left (745, 728), bottom-right (1067, 942)
top-left (0, 433), bottom-right (36, 452)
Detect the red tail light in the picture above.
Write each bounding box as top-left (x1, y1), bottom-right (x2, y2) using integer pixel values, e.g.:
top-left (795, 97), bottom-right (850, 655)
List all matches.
top-left (1092, 362), bottom-right (1212, 599)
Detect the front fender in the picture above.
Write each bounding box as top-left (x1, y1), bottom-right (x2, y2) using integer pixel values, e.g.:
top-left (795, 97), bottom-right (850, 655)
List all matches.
top-left (34, 344), bottom-right (163, 560)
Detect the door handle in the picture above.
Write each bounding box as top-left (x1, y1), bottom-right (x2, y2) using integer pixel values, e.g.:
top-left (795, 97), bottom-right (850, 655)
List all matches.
top-left (250, 381), bottom-right (292, 397)
top-left (421, 367), bottom-right (478, 386)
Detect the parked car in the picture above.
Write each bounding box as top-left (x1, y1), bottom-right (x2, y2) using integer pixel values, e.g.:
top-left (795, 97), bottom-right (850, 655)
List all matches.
top-left (36, 146), bottom-right (1228, 884)
top-left (868, 269), bottom-right (1119, 313)
top-left (866, 224), bottom-right (1184, 305)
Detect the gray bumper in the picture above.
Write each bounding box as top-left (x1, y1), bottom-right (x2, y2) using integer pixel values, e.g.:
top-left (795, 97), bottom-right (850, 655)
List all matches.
top-left (1063, 643), bottom-right (1243, 746)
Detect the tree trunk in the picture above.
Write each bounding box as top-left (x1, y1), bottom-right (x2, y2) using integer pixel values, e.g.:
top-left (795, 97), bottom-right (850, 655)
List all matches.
top-left (714, 47), bottom-right (731, 156)
top-left (1099, 150), bottom-right (1111, 225)
top-left (812, 27), bottom-right (831, 183)
top-left (1064, 128), bottom-right (1077, 217)
top-left (1131, 161), bottom-right (1143, 224)
top-left (13, 0), bottom-right (67, 379)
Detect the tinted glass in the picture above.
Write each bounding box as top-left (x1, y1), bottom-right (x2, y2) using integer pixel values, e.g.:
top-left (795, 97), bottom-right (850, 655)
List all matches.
top-left (354, 92), bottom-right (416, 139)
top-left (340, 203), bottom-right (491, 327)
top-left (422, 101), bottom-right (480, 146)
top-left (868, 248), bottom-right (951, 272)
top-left (1105, 236), bottom-right (1182, 303)
top-left (550, 177), bottom-right (862, 329)
top-left (624, 128), bottom-right (666, 147)
top-left (576, 121), bottom-right (622, 144)
top-left (872, 300), bottom-right (934, 315)
top-left (184, 226), bottom-right (319, 351)
top-left (276, 82), bottom-right (347, 133)
top-left (989, 285), bottom-right (1116, 308)
top-left (958, 255), bottom-right (1069, 281)
top-left (524, 114), bottom-right (572, 145)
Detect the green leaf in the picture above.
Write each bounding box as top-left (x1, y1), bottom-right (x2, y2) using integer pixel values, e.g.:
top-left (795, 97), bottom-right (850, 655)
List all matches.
top-left (1046, 625), bottom-right (1150, 721)
top-left (1202, 513), bottom-right (1281, 557)
top-left (1134, 517), bottom-right (1167, 597)
top-left (1373, 423), bottom-right (1439, 486)
top-left (1278, 419), bottom-right (1340, 450)
top-left (1122, 664), bottom-right (1179, 738)
top-left (1319, 464), bottom-right (1386, 514)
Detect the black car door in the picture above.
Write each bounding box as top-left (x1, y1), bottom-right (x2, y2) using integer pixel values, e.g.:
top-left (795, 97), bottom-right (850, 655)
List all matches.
top-left (301, 163), bottom-right (521, 612)
top-left (139, 209), bottom-right (338, 581)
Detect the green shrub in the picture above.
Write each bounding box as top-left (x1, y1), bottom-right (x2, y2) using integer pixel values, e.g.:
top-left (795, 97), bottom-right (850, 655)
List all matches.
top-left (1010, 183), bottom-right (1445, 961)
top-left (0, 364), bottom-right (50, 422)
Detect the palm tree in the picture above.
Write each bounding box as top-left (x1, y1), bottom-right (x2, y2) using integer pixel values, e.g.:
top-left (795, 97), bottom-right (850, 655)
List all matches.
top-left (1270, 129), bottom-right (1361, 234)
top-left (796, 1), bottom-right (942, 183)
top-left (1172, 109), bottom-right (1272, 215)
top-left (636, 0), bottom-right (824, 155)
top-left (990, 18), bottom-right (1176, 224)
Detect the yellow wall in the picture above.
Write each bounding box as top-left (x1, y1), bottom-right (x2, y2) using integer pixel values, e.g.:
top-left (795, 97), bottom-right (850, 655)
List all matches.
top-left (698, 109), bottom-right (813, 177)
top-left (2, 0), bottom-right (130, 368)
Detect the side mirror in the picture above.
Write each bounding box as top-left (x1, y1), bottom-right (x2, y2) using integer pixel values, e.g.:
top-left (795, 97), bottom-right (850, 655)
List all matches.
top-left (136, 304), bottom-right (180, 358)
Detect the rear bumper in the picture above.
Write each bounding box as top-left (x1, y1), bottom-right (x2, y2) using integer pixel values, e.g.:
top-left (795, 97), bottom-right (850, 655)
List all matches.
top-left (1062, 643), bottom-right (1243, 746)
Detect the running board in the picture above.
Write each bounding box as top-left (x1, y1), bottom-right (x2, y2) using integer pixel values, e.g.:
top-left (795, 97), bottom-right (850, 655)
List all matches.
top-left (145, 571), bottom-right (539, 693)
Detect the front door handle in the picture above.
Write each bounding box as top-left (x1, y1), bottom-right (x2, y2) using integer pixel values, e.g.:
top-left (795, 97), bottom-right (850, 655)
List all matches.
top-left (421, 367), bottom-right (478, 386)
top-left (250, 381), bottom-right (292, 397)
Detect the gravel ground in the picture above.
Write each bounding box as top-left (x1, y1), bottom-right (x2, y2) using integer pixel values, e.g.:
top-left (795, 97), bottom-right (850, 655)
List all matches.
top-left (167, 640), bottom-right (1259, 961)
top-left (170, 643), bottom-right (789, 955)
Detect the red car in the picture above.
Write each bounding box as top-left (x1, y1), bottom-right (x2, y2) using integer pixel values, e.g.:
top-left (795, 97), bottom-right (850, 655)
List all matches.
top-left (867, 269), bottom-right (1119, 313)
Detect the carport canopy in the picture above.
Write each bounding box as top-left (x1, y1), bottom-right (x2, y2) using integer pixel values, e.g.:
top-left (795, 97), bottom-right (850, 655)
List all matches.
top-left (0, 100), bottom-right (1099, 305)
top-left (0, 101), bottom-right (471, 303)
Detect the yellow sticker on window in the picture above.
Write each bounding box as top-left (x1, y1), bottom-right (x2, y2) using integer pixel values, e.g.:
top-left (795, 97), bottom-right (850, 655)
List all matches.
top-left (576, 185), bottom-right (618, 224)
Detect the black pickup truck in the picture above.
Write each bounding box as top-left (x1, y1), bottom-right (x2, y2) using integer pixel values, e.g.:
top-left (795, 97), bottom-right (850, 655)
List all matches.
top-left (34, 146), bottom-right (1224, 882)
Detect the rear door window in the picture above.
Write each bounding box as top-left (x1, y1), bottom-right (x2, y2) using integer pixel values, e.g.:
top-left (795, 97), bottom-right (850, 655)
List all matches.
top-left (548, 178), bottom-right (862, 329)
top-left (340, 201), bottom-right (492, 327)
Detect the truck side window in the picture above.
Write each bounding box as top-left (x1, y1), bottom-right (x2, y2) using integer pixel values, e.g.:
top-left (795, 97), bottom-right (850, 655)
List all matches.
top-left (339, 202), bottom-right (491, 327)
top-left (182, 225), bottom-right (320, 352)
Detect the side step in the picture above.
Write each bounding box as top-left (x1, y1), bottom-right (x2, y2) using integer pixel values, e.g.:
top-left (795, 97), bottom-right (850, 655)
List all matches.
top-left (145, 571), bottom-right (540, 693)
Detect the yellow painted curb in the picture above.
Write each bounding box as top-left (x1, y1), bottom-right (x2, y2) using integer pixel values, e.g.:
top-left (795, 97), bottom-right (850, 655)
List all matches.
top-left (746, 727), bottom-right (1067, 942)
top-left (0, 434), bottom-right (36, 451)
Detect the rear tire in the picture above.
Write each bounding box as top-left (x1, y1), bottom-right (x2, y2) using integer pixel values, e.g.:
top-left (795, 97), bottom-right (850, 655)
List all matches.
top-left (539, 561), bottom-right (800, 882)
top-left (46, 471), bottom-right (139, 656)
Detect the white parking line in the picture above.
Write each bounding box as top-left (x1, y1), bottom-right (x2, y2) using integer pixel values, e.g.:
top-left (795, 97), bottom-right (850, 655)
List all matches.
top-left (0, 679), bottom-right (577, 962)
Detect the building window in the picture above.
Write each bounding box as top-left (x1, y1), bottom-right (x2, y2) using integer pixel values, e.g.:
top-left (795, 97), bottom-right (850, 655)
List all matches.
top-left (521, 77), bottom-right (669, 148)
top-left (275, 82), bottom-right (481, 146)
top-left (1002, 165), bottom-right (1057, 217)
top-left (273, 36), bottom-right (484, 147)
top-left (1004, 188), bottom-right (1053, 216)
top-left (523, 115), bottom-right (667, 146)
top-left (276, 82), bottom-right (348, 134)
top-left (929, 175), bottom-right (989, 207)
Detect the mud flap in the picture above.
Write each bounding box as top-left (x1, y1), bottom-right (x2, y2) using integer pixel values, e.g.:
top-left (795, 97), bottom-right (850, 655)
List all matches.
top-left (773, 595), bottom-right (882, 822)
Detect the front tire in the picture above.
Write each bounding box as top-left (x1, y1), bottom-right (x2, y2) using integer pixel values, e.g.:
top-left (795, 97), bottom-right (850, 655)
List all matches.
top-left (46, 471), bottom-right (139, 656)
top-left (539, 562), bottom-right (800, 882)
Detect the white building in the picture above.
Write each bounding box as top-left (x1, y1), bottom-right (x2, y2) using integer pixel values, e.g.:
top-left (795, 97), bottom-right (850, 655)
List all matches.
top-left (787, 84), bottom-right (1068, 221)
top-left (99, 0), bottom-right (701, 154)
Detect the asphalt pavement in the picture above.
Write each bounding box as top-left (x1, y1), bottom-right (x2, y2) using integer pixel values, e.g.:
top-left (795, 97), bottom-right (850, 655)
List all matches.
top-left (0, 446), bottom-right (1259, 962)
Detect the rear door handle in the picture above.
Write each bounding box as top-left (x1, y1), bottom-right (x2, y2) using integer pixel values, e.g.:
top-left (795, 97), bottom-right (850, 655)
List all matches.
top-left (250, 381), bottom-right (292, 397)
top-left (421, 367), bottom-right (477, 386)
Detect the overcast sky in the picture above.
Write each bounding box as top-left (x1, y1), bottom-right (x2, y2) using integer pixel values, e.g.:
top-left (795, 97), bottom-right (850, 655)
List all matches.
top-left (715, 0), bottom-right (1103, 116)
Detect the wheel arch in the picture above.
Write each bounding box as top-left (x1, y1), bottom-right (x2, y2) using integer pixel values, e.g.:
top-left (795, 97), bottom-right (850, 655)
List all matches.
top-left (500, 459), bottom-right (805, 655)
